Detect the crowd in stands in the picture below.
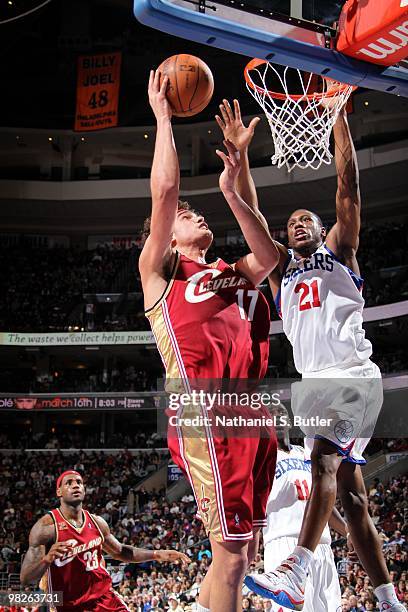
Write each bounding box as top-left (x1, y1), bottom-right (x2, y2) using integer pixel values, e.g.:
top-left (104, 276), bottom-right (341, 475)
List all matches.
top-left (0, 430), bottom-right (167, 450)
top-left (1, 425), bottom-right (407, 456)
top-left (0, 243), bottom-right (133, 332)
top-left (0, 446), bottom-right (406, 610)
top-left (0, 221), bottom-right (407, 333)
top-left (0, 365), bottom-right (160, 394)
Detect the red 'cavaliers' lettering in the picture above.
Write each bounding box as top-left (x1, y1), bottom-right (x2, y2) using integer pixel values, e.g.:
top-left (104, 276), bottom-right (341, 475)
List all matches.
top-left (56, 536), bottom-right (103, 561)
top-left (148, 254), bottom-right (270, 380)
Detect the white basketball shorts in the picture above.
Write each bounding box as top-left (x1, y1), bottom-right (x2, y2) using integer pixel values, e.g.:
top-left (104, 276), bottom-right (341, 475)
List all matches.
top-left (291, 360), bottom-right (383, 464)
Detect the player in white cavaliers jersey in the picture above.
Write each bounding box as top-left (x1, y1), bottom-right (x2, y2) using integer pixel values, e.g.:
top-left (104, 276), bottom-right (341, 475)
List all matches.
top-left (215, 99), bottom-right (404, 611)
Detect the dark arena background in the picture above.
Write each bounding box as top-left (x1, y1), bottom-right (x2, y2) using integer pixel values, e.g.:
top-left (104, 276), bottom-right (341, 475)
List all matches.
top-left (0, 1), bottom-right (407, 611)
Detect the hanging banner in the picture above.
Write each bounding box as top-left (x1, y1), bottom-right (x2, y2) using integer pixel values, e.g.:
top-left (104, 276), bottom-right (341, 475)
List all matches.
top-left (75, 52), bottom-right (122, 131)
top-left (0, 331), bottom-right (155, 346)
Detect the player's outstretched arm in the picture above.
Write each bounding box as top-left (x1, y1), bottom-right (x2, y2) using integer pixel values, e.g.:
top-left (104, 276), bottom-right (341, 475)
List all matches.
top-left (326, 108), bottom-right (361, 269)
top-left (216, 98), bottom-right (288, 296)
top-left (20, 515), bottom-right (70, 586)
top-left (95, 516), bottom-right (189, 564)
top-left (139, 69), bottom-right (178, 282)
top-left (216, 99), bottom-right (262, 219)
top-left (217, 140), bottom-right (279, 285)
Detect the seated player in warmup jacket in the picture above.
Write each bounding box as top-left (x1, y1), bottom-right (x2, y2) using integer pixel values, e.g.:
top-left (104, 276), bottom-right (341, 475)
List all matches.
top-left (139, 70), bottom-right (279, 612)
top-left (20, 471), bottom-right (189, 612)
top-left (215, 97), bottom-right (403, 612)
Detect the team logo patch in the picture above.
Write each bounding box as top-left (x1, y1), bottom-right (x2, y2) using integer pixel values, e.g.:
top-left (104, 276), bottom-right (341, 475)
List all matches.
top-left (334, 420), bottom-right (354, 444)
top-left (199, 484), bottom-right (210, 521)
top-left (58, 522), bottom-right (68, 530)
top-left (234, 513), bottom-right (240, 525)
top-left (54, 539), bottom-right (78, 567)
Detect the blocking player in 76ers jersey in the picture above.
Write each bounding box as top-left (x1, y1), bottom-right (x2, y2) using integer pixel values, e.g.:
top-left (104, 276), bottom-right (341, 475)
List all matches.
top-left (20, 471), bottom-right (189, 612)
top-left (214, 99), bottom-right (403, 611)
top-left (262, 405), bottom-right (353, 612)
top-left (140, 71), bottom-right (279, 612)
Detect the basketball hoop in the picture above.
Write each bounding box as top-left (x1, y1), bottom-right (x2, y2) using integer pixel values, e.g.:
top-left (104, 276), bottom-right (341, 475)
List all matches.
top-left (244, 58), bottom-right (356, 172)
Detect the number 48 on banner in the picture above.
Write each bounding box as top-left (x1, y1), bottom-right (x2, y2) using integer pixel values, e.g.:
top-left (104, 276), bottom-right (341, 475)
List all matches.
top-left (75, 52), bottom-right (122, 132)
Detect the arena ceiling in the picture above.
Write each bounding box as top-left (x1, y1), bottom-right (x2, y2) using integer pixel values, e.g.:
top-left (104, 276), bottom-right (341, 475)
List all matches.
top-left (1, 0), bottom-right (406, 129)
top-left (0, 0), bottom-right (253, 129)
top-left (0, 0), bottom-right (406, 233)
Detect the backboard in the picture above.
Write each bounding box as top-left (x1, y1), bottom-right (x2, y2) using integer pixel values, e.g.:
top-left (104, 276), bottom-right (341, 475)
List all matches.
top-left (134, 0), bottom-right (408, 96)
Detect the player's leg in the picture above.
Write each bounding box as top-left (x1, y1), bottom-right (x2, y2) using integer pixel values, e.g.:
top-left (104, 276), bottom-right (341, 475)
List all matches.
top-left (182, 421), bottom-right (261, 612)
top-left (246, 418), bottom-right (277, 574)
top-left (337, 462), bottom-right (404, 610)
top-left (247, 527), bottom-right (261, 566)
top-left (197, 563), bottom-right (212, 611)
top-left (209, 538), bottom-right (249, 612)
top-left (298, 438), bottom-right (343, 550)
top-left (197, 526), bottom-right (260, 611)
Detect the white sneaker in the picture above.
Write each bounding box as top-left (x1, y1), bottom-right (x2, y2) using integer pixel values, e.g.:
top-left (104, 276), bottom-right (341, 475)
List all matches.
top-left (379, 604), bottom-right (406, 611)
top-left (244, 555), bottom-right (306, 611)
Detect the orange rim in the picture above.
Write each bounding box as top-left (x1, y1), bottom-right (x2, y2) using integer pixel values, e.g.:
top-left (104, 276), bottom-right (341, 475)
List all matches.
top-left (244, 58), bottom-right (357, 101)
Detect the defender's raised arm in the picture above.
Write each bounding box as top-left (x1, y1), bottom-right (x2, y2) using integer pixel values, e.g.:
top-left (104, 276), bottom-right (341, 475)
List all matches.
top-left (326, 108), bottom-right (361, 269)
top-left (216, 98), bottom-right (289, 293)
top-left (217, 139), bottom-right (279, 285)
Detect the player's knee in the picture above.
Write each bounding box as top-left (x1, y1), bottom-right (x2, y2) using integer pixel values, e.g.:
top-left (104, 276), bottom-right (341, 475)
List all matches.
top-left (221, 550), bottom-right (248, 584)
top-left (311, 450), bottom-right (339, 480)
top-left (341, 489), bottom-right (368, 520)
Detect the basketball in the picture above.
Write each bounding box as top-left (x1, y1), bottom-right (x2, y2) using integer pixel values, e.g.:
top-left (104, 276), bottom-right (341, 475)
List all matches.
top-left (157, 54), bottom-right (214, 118)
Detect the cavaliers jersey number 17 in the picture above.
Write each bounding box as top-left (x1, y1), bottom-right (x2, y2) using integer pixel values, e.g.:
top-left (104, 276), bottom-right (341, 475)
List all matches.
top-left (146, 253), bottom-right (271, 382)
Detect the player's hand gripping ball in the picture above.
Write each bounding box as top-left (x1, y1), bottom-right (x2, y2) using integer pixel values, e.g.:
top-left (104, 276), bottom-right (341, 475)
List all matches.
top-left (157, 54), bottom-right (214, 117)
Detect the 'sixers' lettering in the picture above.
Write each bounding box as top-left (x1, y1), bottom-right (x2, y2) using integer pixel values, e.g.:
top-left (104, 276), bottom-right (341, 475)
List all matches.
top-left (283, 252), bottom-right (334, 287)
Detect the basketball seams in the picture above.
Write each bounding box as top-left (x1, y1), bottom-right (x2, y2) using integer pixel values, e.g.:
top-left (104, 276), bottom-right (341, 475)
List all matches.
top-left (174, 54), bottom-right (184, 115)
top-left (188, 55), bottom-right (201, 113)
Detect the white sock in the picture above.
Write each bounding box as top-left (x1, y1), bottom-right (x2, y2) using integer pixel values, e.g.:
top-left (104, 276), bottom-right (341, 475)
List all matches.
top-left (196, 604), bottom-right (210, 612)
top-left (374, 583), bottom-right (399, 606)
top-left (292, 546), bottom-right (314, 571)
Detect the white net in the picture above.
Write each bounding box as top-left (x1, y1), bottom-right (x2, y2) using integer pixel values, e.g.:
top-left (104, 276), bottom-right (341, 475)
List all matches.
top-left (245, 61), bottom-right (355, 172)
